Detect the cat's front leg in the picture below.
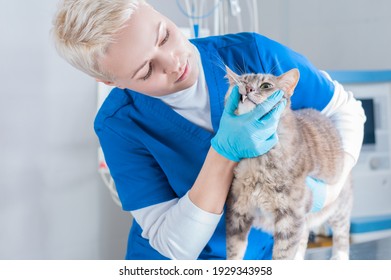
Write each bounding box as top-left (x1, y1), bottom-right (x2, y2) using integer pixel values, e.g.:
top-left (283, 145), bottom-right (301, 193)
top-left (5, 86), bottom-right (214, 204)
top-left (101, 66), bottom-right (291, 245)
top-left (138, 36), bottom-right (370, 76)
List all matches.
top-left (294, 224), bottom-right (310, 260)
top-left (226, 192), bottom-right (254, 260)
top-left (328, 203), bottom-right (351, 260)
top-left (272, 208), bottom-right (305, 260)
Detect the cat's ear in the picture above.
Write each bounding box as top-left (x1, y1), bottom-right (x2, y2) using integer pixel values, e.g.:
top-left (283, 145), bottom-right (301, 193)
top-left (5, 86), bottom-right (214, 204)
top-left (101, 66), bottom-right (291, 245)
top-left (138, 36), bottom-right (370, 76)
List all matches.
top-left (225, 65), bottom-right (239, 86)
top-left (277, 68), bottom-right (300, 98)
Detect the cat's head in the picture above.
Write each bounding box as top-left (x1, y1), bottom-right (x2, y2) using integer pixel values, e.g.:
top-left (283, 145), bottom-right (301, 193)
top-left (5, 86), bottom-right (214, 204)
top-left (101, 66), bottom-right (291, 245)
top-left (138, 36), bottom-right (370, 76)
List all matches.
top-left (225, 66), bottom-right (300, 115)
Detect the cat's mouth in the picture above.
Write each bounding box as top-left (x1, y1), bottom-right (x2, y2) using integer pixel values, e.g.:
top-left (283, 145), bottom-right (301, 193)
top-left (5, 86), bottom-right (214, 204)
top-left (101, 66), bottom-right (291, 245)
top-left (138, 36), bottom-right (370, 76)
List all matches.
top-left (241, 94), bottom-right (257, 105)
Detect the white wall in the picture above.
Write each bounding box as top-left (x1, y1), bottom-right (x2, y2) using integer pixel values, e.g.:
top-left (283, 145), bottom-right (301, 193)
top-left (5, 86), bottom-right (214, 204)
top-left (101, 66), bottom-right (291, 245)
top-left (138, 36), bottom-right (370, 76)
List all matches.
top-left (0, 0), bottom-right (389, 260)
top-left (0, 0), bottom-right (130, 259)
top-left (257, 0), bottom-right (391, 71)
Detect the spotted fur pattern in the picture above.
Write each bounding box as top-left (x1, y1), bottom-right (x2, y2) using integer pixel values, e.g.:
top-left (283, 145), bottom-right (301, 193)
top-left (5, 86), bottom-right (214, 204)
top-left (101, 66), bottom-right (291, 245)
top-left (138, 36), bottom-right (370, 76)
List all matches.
top-left (225, 68), bottom-right (353, 260)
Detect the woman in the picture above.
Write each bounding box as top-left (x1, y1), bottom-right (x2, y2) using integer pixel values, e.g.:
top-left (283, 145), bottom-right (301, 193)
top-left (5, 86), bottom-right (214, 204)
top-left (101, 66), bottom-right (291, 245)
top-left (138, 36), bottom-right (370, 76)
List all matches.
top-left (52, 0), bottom-right (365, 259)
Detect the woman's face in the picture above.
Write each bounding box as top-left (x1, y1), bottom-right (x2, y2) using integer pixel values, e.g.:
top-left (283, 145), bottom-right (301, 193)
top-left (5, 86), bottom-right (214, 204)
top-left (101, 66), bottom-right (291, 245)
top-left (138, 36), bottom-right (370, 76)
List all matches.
top-left (99, 3), bottom-right (199, 97)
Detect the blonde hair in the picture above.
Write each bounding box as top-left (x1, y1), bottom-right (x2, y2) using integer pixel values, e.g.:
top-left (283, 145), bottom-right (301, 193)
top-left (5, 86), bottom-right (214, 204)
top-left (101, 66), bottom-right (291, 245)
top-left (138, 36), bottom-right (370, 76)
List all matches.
top-left (52, 0), bottom-right (145, 81)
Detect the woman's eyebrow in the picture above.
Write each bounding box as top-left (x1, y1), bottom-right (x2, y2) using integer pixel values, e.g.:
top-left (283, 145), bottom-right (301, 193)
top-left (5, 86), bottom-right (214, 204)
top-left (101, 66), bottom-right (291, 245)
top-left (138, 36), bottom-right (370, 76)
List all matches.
top-left (131, 22), bottom-right (163, 79)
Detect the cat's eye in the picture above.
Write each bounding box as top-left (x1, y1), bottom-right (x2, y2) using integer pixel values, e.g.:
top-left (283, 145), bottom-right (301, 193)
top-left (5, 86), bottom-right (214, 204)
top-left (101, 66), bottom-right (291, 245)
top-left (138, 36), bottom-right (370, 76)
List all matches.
top-left (260, 82), bottom-right (273, 90)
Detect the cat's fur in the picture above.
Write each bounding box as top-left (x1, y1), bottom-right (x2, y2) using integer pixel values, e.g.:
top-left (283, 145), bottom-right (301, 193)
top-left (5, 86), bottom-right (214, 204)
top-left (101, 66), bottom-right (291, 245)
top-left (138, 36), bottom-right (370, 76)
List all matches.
top-left (224, 67), bottom-right (353, 260)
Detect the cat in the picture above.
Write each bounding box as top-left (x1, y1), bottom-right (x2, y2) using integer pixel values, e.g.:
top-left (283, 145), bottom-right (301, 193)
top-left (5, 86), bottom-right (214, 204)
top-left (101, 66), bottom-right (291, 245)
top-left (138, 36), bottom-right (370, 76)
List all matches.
top-left (224, 66), bottom-right (353, 260)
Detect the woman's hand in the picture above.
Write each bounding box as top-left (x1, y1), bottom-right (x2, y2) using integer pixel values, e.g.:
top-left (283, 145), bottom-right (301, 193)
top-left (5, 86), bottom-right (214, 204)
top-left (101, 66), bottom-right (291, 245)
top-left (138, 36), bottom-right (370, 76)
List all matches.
top-left (211, 86), bottom-right (287, 162)
top-left (307, 153), bottom-right (355, 212)
top-left (306, 176), bottom-right (327, 212)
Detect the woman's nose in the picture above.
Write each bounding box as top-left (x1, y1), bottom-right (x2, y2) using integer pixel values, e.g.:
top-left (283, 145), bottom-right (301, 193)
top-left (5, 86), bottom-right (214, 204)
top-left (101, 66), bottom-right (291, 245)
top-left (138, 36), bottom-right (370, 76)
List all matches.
top-left (161, 51), bottom-right (181, 74)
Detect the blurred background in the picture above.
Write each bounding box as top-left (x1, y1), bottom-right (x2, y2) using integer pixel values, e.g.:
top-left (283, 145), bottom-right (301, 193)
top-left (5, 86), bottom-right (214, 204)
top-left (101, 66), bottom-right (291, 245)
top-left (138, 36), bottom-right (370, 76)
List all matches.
top-left (0, 0), bottom-right (390, 259)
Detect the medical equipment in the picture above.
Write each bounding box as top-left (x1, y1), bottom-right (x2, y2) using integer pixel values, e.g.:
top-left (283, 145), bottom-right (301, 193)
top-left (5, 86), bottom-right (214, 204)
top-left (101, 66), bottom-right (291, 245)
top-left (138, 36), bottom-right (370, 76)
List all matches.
top-left (328, 70), bottom-right (391, 243)
top-left (176, 0), bottom-right (259, 38)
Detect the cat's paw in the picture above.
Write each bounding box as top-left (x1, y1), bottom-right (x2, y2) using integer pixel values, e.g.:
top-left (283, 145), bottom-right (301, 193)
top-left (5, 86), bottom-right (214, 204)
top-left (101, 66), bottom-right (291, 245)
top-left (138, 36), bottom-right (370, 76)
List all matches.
top-left (293, 251), bottom-right (305, 260)
top-left (330, 251), bottom-right (349, 260)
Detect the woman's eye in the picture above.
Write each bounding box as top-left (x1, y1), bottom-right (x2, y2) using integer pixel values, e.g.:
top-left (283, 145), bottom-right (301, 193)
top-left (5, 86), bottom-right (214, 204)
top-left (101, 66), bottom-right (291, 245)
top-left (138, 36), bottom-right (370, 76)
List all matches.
top-left (260, 82), bottom-right (273, 90)
top-left (142, 63), bottom-right (152, 80)
top-left (159, 30), bottom-right (170, 46)
top-left (140, 29), bottom-right (169, 81)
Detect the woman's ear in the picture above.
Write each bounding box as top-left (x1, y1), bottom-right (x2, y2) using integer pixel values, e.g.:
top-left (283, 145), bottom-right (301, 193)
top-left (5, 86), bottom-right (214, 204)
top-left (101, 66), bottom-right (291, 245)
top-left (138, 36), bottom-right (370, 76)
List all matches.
top-left (95, 78), bottom-right (115, 86)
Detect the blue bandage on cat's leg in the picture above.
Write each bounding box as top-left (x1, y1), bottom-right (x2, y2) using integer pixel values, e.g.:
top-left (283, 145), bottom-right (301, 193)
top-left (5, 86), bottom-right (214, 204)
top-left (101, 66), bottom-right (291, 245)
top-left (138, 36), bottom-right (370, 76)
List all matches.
top-left (306, 177), bottom-right (327, 212)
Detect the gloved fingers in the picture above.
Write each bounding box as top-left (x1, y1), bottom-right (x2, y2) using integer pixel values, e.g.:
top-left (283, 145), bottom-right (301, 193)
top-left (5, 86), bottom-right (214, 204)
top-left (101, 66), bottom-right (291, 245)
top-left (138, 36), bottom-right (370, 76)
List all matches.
top-left (306, 176), bottom-right (327, 212)
top-left (306, 176), bottom-right (326, 185)
top-left (224, 85), bottom-right (240, 115)
top-left (252, 90), bottom-right (285, 117)
top-left (248, 132), bottom-right (279, 157)
top-left (255, 98), bottom-right (287, 128)
top-left (264, 132), bottom-right (279, 148)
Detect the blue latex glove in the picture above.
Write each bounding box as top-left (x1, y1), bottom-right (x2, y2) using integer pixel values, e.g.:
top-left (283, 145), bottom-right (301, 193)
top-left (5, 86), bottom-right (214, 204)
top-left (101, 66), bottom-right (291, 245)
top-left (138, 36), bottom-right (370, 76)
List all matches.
top-left (306, 176), bottom-right (327, 212)
top-left (211, 86), bottom-right (286, 162)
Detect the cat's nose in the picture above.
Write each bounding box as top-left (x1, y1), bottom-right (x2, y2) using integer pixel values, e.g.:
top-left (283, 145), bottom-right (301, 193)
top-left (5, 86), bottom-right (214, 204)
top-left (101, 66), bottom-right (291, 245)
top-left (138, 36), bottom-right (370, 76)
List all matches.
top-left (246, 86), bottom-right (255, 94)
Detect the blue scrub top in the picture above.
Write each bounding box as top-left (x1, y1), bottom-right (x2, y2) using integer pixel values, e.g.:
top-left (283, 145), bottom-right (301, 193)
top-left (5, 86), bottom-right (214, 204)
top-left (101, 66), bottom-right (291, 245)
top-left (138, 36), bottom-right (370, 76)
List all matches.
top-left (94, 32), bottom-right (335, 260)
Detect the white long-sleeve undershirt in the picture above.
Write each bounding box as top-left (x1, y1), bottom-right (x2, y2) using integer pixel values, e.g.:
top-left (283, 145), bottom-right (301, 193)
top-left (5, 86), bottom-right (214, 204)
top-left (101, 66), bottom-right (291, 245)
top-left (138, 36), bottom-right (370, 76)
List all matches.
top-left (130, 69), bottom-right (366, 260)
top-left (320, 71), bottom-right (366, 163)
top-left (320, 71), bottom-right (366, 206)
top-left (132, 192), bottom-right (222, 259)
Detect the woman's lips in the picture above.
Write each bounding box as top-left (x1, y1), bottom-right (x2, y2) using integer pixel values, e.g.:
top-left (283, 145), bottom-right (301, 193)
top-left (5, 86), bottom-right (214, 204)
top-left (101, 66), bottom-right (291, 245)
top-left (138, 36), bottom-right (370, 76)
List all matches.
top-left (176, 60), bottom-right (189, 83)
